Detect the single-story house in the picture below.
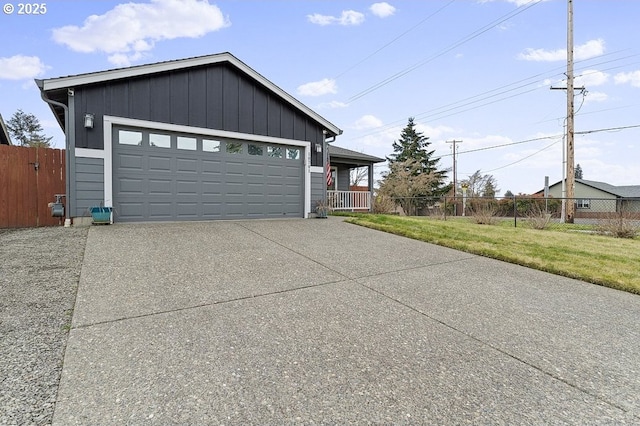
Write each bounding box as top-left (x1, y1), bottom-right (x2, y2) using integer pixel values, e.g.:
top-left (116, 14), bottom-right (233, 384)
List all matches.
top-left (0, 114), bottom-right (12, 145)
top-left (540, 178), bottom-right (640, 215)
top-left (36, 52), bottom-right (381, 224)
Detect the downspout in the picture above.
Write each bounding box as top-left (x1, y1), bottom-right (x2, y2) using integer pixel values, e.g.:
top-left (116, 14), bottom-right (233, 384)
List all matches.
top-left (40, 90), bottom-right (71, 227)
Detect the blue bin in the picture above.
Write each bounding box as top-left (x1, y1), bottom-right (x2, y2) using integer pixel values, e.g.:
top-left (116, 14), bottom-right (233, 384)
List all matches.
top-left (90, 206), bottom-right (112, 224)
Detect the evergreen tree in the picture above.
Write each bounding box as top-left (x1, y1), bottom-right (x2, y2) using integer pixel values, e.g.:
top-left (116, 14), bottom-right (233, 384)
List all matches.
top-left (381, 117), bottom-right (451, 214)
top-left (6, 109), bottom-right (52, 147)
top-left (385, 117), bottom-right (450, 197)
top-left (575, 163), bottom-right (583, 179)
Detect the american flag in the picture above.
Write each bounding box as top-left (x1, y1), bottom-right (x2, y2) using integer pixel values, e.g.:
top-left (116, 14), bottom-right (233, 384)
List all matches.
top-left (326, 161), bottom-right (333, 187)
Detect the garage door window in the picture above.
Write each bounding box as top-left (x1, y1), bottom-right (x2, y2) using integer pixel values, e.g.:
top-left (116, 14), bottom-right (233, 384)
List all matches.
top-left (203, 139), bottom-right (220, 152)
top-left (287, 148), bottom-right (300, 160)
top-left (177, 136), bottom-right (196, 151)
top-left (226, 142), bottom-right (243, 154)
top-left (150, 133), bottom-right (171, 148)
top-left (267, 146), bottom-right (282, 158)
top-left (248, 144), bottom-right (263, 156)
top-left (119, 130), bottom-right (142, 146)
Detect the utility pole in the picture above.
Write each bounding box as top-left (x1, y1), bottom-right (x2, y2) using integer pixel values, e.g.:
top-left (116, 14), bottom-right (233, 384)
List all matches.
top-left (566, 0), bottom-right (576, 223)
top-left (446, 140), bottom-right (462, 215)
top-left (446, 140), bottom-right (462, 196)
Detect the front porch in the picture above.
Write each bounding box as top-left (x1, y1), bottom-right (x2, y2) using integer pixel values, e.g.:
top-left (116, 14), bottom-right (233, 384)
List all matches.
top-left (326, 145), bottom-right (385, 212)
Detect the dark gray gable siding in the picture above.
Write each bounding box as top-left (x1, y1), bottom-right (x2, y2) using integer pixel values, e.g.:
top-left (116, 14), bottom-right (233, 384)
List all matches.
top-left (73, 63), bottom-right (326, 166)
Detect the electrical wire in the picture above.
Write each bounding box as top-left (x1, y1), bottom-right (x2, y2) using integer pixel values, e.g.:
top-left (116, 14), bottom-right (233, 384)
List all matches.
top-left (346, 0), bottom-right (543, 103)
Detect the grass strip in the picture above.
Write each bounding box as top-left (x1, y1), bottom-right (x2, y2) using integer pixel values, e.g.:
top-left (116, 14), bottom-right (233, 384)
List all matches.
top-left (342, 214), bottom-right (640, 295)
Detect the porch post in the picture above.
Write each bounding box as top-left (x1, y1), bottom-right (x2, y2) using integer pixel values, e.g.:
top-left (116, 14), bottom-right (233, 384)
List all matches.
top-left (368, 163), bottom-right (374, 212)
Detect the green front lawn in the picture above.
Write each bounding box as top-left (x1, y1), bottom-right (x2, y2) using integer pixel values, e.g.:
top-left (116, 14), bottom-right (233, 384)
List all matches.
top-left (343, 214), bottom-right (640, 294)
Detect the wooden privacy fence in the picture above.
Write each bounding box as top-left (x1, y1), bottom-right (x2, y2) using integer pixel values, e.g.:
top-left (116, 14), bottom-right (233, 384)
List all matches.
top-left (0, 145), bottom-right (66, 228)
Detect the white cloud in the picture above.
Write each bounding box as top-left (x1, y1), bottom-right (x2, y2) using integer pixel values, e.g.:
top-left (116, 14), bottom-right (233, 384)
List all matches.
top-left (297, 78), bottom-right (337, 97)
top-left (518, 38), bottom-right (605, 62)
top-left (583, 91), bottom-right (608, 103)
top-left (614, 70), bottom-right (640, 88)
top-left (370, 2), bottom-right (395, 18)
top-left (318, 101), bottom-right (349, 109)
top-left (307, 10), bottom-right (365, 26)
top-left (478, 0), bottom-right (549, 7)
top-left (353, 115), bottom-right (383, 130)
top-left (52, 0), bottom-right (230, 66)
top-left (575, 70), bottom-right (609, 87)
top-left (0, 55), bottom-right (48, 80)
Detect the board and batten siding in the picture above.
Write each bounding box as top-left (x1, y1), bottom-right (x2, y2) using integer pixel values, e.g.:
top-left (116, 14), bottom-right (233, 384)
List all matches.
top-left (74, 157), bottom-right (104, 217)
top-left (72, 64), bottom-right (325, 166)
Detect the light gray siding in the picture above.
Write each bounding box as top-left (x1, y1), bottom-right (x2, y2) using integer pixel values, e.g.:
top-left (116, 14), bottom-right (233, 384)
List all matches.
top-left (337, 169), bottom-right (350, 191)
top-left (75, 157), bottom-right (104, 216)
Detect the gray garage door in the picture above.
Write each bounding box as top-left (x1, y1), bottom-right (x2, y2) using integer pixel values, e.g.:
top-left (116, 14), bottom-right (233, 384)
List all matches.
top-left (112, 127), bottom-right (304, 222)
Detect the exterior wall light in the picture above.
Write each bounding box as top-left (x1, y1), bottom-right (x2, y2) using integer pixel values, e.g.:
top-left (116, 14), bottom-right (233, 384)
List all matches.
top-left (315, 143), bottom-right (322, 153)
top-left (84, 113), bottom-right (94, 129)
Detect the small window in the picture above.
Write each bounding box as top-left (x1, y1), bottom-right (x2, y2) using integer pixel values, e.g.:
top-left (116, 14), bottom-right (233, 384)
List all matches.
top-left (267, 146), bottom-right (282, 158)
top-left (226, 142), bottom-right (243, 154)
top-left (177, 136), bottom-right (196, 151)
top-left (577, 199), bottom-right (591, 209)
top-left (119, 130), bottom-right (142, 146)
top-left (203, 139), bottom-right (220, 152)
top-left (150, 133), bottom-right (171, 148)
top-left (248, 144), bottom-right (263, 156)
top-left (287, 148), bottom-right (300, 160)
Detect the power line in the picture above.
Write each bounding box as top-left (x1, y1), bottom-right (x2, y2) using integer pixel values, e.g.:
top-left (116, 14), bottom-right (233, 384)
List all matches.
top-left (346, 51), bottom-right (640, 143)
top-left (346, 0), bottom-right (543, 103)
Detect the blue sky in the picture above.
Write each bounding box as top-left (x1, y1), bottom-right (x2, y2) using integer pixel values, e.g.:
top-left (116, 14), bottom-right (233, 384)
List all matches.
top-left (1, 0), bottom-right (639, 194)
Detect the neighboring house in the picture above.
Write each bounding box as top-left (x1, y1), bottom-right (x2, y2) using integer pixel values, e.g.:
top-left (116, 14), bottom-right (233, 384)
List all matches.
top-left (36, 52), bottom-right (349, 223)
top-left (541, 178), bottom-right (640, 215)
top-left (0, 114), bottom-right (12, 145)
top-left (326, 145), bottom-right (385, 211)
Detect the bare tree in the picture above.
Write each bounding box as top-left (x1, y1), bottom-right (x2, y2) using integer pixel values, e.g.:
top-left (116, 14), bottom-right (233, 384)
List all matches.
top-left (350, 167), bottom-right (368, 187)
top-left (460, 170), bottom-right (499, 198)
top-left (379, 159), bottom-right (438, 216)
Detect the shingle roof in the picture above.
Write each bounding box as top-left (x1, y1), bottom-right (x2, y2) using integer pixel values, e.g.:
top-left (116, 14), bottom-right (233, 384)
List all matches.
top-left (542, 178), bottom-right (640, 198)
top-left (577, 179), bottom-right (640, 198)
top-left (328, 145), bottom-right (385, 163)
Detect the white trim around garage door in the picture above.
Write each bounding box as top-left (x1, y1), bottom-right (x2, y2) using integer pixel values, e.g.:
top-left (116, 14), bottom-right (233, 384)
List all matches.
top-left (76, 115), bottom-right (313, 218)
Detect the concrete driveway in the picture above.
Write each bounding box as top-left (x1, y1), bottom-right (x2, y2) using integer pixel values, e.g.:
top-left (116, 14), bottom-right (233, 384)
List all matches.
top-left (54, 218), bottom-right (639, 424)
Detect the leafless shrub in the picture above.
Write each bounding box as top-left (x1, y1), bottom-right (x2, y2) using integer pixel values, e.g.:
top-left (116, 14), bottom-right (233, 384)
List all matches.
top-left (596, 210), bottom-right (639, 239)
top-left (372, 194), bottom-right (396, 214)
top-left (468, 199), bottom-right (499, 225)
top-left (526, 204), bottom-right (552, 230)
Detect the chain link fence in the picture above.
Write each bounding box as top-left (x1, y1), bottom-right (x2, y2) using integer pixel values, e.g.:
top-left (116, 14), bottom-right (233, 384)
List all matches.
top-left (375, 195), bottom-right (640, 233)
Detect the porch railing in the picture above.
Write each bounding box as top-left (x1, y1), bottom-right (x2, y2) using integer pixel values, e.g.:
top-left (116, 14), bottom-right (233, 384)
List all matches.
top-left (327, 190), bottom-right (371, 211)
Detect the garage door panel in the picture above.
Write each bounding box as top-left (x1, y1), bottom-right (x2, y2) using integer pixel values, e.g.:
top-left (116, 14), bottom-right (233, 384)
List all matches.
top-left (176, 180), bottom-right (198, 194)
top-left (117, 177), bottom-right (145, 194)
top-left (148, 156), bottom-right (172, 172)
top-left (113, 127), bottom-right (303, 222)
top-left (148, 179), bottom-right (173, 195)
top-left (176, 158), bottom-right (198, 173)
top-left (176, 203), bottom-right (198, 218)
top-left (117, 153), bottom-right (143, 170)
top-left (149, 202), bottom-right (173, 218)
